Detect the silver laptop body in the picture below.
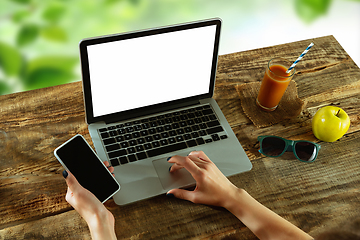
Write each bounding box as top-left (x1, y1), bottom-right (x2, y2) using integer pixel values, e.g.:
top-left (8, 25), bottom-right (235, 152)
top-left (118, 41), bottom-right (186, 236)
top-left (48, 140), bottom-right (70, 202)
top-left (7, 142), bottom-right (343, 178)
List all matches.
top-left (79, 18), bottom-right (252, 205)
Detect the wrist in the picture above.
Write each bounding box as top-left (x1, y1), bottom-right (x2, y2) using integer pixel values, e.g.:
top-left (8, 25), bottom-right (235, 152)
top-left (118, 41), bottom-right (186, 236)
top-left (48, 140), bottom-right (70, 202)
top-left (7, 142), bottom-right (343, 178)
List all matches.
top-left (87, 209), bottom-right (116, 240)
top-left (222, 187), bottom-right (248, 214)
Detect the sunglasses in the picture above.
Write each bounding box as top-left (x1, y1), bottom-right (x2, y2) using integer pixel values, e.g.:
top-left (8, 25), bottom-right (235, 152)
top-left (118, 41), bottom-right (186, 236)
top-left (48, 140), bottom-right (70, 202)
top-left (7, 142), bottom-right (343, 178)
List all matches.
top-left (258, 135), bottom-right (321, 163)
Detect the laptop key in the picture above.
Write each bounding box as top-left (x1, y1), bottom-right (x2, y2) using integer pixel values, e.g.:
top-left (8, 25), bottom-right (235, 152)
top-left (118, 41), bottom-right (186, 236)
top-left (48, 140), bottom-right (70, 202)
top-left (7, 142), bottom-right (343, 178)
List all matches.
top-left (191, 132), bottom-right (199, 138)
top-left (207, 120), bottom-right (220, 128)
top-left (106, 143), bottom-right (120, 152)
top-left (118, 129), bottom-right (126, 134)
top-left (176, 136), bottom-right (184, 142)
top-left (128, 155), bottom-right (137, 162)
top-left (127, 147), bottom-right (136, 154)
top-left (161, 132), bottom-right (169, 138)
top-left (137, 138), bottom-right (145, 144)
top-left (136, 152), bottom-right (147, 160)
top-left (121, 142), bottom-right (129, 148)
top-left (134, 125), bottom-right (142, 131)
top-left (147, 142), bottom-right (188, 158)
top-left (145, 136), bottom-right (153, 142)
top-left (115, 136), bottom-right (124, 142)
top-left (187, 113), bottom-right (195, 119)
top-left (108, 149), bottom-right (127, 158)
top-left (211, 134), bottom-right (220, 141)
top-left (187, 119), bottom-right (195, 125)
top-left (199, 130), bottom-right (206, 136)
top-left (124, 134), bottom-right (132, 140)
top-left (132, 132), bottom-right (140, 138)
top-left (152, 141), bottom-right (160, 148)
top-left (199, 123), bottom-right (207, 129)
top-left (140, 130), bottom-right (149, 136)
top-left (196, 138), bottom-right (205, 145)
top-left (136, 145), bottom-right (144, 152)
top-left (184, 134), bottom-right (191, 140)
top-left (201, 116), bottom-right (209, 122)
top-left (186, 140), bottom-right (197, 147)
top-left (160, 139), bottom-right (168, 146)
top-left (126, 127), bottom-right (134, 133)
top-left (144, 143), bottom-right (152, 150)
top-left (141, 123), bottom-right (150, 129)
top-left (153, 134), bottom-right (161, 140)
top-left (206, 126), bottom-right (223, 135)
top-left (103, 137), bottom-right (116, 145)
top-left (110, 158), bottom-right (120, 166)
top-left (220, 135), bottom-right (228, 140)
top-left (202, 109), bottom-right (213, 115)
top-left (168, 137), bottom-right (176, 144)
top-left (209, 114), bottom-right (217, 120)
top-left (119, 156), bottom-right (128, 165)
top-left (101, 132), bottom-right (109, 139)
top-left (109, 130), bottom-right (118, 137)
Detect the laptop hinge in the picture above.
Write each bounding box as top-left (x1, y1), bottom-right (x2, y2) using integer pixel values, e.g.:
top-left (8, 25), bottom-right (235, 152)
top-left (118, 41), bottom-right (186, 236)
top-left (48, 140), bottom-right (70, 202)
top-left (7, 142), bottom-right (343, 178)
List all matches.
top-left (104, 99), bottom-right (200, 125)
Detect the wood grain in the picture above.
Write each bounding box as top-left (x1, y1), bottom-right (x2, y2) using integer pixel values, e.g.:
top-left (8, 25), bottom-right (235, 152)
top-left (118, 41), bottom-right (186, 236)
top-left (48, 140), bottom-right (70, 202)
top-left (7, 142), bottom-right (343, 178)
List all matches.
top-left (0, 35), bottom-right (359, 239)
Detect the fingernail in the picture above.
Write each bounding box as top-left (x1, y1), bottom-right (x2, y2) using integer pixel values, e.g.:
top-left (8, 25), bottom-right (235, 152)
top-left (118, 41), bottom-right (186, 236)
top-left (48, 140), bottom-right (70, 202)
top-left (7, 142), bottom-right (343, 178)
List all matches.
top-left (169, 166), bottom-right (172, 172)
top-left (62, 170), bottom-right (68, 179)
top-left (167, 157), bottom-right (172, 161)
top-left (166, 193), bottom-right (174, 198)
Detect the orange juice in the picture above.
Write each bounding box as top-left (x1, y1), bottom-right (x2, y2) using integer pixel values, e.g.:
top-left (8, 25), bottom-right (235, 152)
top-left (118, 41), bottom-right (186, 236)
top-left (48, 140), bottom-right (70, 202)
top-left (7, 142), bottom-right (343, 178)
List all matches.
top-left (256, 58), bottom-right (295, 111)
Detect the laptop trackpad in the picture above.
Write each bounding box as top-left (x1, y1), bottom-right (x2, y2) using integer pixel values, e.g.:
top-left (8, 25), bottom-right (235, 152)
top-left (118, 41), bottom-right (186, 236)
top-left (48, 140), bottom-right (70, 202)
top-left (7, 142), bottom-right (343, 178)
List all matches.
top-left (152, 155), bottom-right (195, 191)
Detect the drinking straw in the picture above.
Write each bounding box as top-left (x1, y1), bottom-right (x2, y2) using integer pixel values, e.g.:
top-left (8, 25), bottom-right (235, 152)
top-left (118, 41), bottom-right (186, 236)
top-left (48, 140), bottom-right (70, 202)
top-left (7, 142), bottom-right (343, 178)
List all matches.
top-left (286, 42), bottom-right (314, 73)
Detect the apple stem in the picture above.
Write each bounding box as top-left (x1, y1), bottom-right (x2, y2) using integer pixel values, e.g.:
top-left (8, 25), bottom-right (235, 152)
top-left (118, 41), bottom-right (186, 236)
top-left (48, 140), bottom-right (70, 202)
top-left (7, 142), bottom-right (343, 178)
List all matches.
top-left (336, 109), bottom-right (340, 117)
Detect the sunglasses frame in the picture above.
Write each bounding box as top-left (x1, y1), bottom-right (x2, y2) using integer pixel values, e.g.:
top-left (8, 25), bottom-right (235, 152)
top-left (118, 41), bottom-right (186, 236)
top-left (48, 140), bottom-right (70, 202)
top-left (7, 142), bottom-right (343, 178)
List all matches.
top-left (257, 135), bottom-right (321, 163)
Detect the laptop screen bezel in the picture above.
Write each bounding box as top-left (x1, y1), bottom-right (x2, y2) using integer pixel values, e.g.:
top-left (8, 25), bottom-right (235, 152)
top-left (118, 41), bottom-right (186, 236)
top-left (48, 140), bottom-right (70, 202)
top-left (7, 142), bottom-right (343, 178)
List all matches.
top-left (79, 18), bottom-right (221, 124)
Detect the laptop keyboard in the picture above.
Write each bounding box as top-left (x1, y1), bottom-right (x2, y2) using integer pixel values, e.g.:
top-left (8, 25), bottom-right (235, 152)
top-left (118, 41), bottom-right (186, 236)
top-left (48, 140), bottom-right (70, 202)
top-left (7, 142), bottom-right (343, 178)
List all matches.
top-left (99, 105), bottom-right (228, 167)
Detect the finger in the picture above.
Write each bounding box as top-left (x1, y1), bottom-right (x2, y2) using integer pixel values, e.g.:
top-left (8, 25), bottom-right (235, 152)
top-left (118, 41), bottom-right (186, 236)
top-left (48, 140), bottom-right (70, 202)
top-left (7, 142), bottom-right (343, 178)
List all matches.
top-left (107, 166), bottom-right (114, 174)
top-left (167, 189), bottom-right (196, 203)
top-left (169, 163), bottom-right (184, 173)
top-left (103, 161), bottom-right (115, 175)
top-left (188, 151), bottom-right (211, 163)
top-left (168, 155), bottom-right (199, 175)
top-left (187, 154), bottom-right (208, 166)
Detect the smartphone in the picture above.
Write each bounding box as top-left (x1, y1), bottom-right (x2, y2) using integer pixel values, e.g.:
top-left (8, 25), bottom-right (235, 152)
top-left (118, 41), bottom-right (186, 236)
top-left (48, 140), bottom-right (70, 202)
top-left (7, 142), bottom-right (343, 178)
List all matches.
top-left (54, 134), bottom-right (120, 203)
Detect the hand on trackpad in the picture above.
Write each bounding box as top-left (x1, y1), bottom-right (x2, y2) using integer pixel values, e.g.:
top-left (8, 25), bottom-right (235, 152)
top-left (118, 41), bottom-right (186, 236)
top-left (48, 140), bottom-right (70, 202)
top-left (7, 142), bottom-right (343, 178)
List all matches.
top-left (152, 153), bottom-right (195, 191)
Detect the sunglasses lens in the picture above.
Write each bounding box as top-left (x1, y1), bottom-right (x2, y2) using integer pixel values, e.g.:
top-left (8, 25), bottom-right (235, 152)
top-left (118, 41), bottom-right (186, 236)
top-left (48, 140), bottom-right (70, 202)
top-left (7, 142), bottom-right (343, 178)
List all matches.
top-left (295, 142), bottom-right (317, 162)
top-left (261, 137), bottom-right (286, 157)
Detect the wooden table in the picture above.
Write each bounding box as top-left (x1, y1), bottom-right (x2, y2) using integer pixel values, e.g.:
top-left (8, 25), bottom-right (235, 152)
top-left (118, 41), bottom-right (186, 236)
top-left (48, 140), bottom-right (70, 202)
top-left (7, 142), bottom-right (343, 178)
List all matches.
top-left (1, 35), bottom-right (359, 239)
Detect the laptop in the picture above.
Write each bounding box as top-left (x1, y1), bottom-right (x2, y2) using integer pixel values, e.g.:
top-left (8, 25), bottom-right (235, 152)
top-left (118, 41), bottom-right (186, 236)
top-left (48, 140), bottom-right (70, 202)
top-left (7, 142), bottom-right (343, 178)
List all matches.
top-left (79, 18), bottom-right (252, 205)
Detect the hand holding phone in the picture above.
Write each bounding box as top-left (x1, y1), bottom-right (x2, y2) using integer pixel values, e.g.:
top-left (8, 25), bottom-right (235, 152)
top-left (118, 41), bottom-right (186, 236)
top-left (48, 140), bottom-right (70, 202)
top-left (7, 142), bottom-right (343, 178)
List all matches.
top-left (54, 134), bottom-right (120, 203)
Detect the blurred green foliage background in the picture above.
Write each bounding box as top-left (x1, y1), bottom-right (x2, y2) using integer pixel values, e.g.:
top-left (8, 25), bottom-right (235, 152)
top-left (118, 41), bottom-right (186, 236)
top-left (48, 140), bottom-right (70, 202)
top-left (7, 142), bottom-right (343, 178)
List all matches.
top-left (0, 0), bottom-right (359, 95)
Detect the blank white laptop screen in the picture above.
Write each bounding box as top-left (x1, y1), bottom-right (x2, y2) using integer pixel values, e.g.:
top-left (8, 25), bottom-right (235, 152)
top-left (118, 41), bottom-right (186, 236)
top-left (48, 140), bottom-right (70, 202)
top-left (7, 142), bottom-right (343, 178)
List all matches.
top-left (87, 25), bottom-right (217, 118)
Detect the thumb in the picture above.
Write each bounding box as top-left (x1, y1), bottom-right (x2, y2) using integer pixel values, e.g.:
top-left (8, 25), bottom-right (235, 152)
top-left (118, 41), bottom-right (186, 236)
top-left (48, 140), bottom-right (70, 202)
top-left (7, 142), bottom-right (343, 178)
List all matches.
top-left (63, 170), bottom-right (81, 193)
top-left (167, 189), bottom-right (196, 203)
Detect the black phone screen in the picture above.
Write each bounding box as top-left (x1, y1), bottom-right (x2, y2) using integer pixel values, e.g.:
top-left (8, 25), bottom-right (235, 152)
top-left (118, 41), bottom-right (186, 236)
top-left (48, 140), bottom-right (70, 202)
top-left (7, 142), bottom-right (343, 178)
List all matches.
top-left (55, 135), bottom-right (120, 202)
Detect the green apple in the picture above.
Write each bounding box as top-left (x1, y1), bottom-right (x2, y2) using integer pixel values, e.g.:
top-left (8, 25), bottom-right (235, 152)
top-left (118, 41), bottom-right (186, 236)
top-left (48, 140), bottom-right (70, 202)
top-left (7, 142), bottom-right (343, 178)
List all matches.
top-left (312, 106), bottom-right (350, 142)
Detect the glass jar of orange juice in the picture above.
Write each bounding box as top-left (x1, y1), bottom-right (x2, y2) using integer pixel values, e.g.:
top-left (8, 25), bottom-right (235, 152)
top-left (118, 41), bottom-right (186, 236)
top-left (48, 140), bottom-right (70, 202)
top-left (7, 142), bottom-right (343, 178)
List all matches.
top-left (256, 58), bottom-right (295, 111)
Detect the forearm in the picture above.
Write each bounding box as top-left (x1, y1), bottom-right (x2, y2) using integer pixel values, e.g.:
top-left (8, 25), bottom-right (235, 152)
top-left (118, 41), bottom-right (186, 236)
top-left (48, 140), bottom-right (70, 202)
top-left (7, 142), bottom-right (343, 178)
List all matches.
top-left (224, 188), bottom-right (313, 240)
